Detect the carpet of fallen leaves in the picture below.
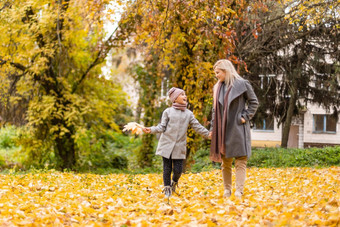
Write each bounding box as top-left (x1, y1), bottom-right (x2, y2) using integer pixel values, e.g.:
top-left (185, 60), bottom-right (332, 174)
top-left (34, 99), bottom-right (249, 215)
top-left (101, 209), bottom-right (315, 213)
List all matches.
top-left (0, 167), bottom-right (339, 226)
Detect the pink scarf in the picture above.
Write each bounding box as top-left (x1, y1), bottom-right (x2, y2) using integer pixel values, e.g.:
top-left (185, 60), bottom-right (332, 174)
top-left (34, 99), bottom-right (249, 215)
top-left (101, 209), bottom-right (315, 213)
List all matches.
top-left (172, 103), bottom-right (187, 111)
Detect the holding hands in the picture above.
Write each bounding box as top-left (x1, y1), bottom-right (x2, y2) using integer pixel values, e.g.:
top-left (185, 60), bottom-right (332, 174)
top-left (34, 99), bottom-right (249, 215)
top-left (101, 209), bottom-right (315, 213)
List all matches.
top-left (140, 119), bottom-right (242, 139)
top-left (241, 117), bottom-right (246, 124)
top-left (144, 127), bottom-right (211, 140)
top-left (143, 128), bottom-right (151, 134)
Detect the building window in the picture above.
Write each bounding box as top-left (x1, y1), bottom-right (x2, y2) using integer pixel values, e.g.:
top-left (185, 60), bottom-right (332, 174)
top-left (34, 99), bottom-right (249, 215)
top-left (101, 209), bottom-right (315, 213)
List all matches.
top-left (313, 114), bottom-right (336, 133)
top-left (254, 118), bottom-right (274, 131)
top-left (259, 74), bottom-right (275, 89)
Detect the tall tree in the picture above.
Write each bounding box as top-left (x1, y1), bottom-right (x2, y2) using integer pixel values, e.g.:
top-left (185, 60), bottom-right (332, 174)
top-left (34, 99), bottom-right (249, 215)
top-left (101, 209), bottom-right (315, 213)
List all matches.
top-left (121, 0), bottom-right (268, 165)
top-left (230, 0), bottom-right (339, 147)
top-left (0, 0), bottom-right (129, 169)
top-left (275, 0), bottom-right (340, 147)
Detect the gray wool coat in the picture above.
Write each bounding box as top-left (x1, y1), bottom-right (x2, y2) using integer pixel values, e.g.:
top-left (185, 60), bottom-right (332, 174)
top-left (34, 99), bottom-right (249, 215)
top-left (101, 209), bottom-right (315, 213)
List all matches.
top-left (150, 107), bottom-right (210, 159)
top-left (211, 78), bottom-right (259, 158)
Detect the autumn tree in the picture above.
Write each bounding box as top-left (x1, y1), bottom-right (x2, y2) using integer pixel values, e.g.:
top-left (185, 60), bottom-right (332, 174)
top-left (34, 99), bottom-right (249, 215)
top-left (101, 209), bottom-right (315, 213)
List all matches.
top-left (121, 0), bottom-right (269, 166)
top-left (120, 0), bottom-right (339, 155)
top-left (130, 60), bottom-right (164, 167)
top-left (0, 0), bottom-right (130, 169)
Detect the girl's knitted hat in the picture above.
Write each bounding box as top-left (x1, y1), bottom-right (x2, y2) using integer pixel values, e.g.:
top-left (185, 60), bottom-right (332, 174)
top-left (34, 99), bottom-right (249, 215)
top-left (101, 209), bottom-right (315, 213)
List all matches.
top-left (168, 87), bottom-right (184, 103)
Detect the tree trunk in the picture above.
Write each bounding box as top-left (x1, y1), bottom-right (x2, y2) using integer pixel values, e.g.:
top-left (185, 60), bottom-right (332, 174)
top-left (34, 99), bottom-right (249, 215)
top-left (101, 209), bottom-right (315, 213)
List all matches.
top-left (135, 98), bottom-right (142, 123)
top-left (281, 84), bottom-right (297, 148)
top-left (137, 105), bottom-right (155, 168)
top-left (56, 128), bottom-right (76, 170)
top-left (138, 134), bottom-right (154, 168)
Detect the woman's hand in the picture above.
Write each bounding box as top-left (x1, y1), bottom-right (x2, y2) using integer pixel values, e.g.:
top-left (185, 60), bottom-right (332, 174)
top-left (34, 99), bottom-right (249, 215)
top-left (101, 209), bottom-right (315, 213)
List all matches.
top-left (143, 128), bottom-right (151, 133)
top-left (241, 117), bottom-right (246, 124)
top-left (208, 131), bottom-right (212, 139)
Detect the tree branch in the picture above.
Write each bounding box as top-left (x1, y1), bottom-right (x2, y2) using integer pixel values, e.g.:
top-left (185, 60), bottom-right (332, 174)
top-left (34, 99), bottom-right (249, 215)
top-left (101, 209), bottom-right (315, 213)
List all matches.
top-left (0, 58), bottom-right (27, 71)
top-left (71, 25), bottom-right (120, 94)
top-left (0, 58), bottom-right (7, 67)
top-left (0, 1), bottom-right (11, 12)
top-left (10, 62), bottom-right (27, 71)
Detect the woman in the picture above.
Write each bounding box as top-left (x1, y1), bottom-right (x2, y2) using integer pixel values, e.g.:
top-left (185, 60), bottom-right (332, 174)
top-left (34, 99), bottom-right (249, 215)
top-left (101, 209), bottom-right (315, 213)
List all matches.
top-left (210, 59), bottom-right (258, 198)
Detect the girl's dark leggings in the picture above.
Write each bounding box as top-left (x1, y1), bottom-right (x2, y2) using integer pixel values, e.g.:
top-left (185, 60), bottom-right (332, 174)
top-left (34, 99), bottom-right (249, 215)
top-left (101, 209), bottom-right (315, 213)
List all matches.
top-left (162, 156), bottom-right (184, 186)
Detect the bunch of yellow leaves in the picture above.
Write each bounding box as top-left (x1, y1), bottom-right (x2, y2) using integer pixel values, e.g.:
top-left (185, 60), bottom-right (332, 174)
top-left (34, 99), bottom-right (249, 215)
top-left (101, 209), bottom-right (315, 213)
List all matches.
top-left (122, 122), bottom-right (145, 135)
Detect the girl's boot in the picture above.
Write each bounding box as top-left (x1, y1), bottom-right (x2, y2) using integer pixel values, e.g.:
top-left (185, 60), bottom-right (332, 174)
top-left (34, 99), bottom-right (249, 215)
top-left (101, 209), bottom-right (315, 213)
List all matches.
top-left (162, 186), bottom-right (172, 203)
top-left (171, 180), bottom-right (179, 195)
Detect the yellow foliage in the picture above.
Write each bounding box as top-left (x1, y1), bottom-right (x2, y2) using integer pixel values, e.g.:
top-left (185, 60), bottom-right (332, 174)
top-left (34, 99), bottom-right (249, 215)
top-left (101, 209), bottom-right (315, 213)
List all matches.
top-left (0, 0), bottom-right (130, 169)
top-left (0, 167), bottom-right (339, 226)
top-left (123, 0), bottom-right (268, 155)
top-left (282, 0), bottom-right (338, 28)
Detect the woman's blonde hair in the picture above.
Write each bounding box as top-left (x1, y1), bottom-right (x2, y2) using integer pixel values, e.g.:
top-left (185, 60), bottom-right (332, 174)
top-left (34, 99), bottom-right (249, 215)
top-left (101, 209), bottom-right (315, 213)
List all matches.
top-left (213, 59), bottom-right (242, 106)
top-left (213, 59), bottom-right (242, 86)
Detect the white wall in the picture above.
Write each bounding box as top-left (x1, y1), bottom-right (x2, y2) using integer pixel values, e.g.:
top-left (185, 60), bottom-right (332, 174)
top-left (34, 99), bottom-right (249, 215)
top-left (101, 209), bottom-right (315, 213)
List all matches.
top-left (303, 103), bottom-right (340, 145)
top-left (251, 119), bottom-right (282, 147)
top-left (251, 123), bottom-right (281, 141)
top-left (251, 103), bottom-right (340, 147)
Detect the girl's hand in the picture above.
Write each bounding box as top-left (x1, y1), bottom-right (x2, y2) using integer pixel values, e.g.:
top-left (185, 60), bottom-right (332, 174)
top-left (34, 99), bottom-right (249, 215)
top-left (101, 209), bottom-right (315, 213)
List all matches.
top-left (208, 131), bottom-right (212, 139)
top-left (143, 128), bottom-right (151, 133)
top-left (241, 117), bottom-right (246, 124)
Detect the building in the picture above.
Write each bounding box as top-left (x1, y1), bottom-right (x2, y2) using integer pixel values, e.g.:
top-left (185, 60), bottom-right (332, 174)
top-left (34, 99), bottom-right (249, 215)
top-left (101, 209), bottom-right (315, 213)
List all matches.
top-left (251, 102), bottom-right (340, 148)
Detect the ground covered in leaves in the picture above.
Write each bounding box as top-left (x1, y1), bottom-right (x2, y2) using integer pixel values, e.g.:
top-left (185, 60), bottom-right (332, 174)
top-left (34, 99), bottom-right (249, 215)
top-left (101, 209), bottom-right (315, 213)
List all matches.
top-left (0, 167), bottom-right (339, 226)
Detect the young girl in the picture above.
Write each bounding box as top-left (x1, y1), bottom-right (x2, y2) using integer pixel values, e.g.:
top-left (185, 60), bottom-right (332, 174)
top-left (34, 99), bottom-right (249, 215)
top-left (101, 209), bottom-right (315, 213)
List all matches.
top-left (143, 87), bottom-right (211, 199)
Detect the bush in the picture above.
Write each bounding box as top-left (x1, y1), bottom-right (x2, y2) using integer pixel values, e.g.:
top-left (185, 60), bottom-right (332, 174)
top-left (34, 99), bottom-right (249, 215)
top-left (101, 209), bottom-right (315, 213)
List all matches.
top-left (75, 129), bottom-right (130, 171)
top-left (0, 125), bottom-right (144, 172)
top-left (0, 125), bottom-right (17, 149)
top-left (110, 155), bottom-right (128, 169)
top-left (248, 146), bottom-right (340, 168)
top-left (0, 155), bottom-right (5, 169)
top-left (0, 126), bottom-right (22, 169)
top-left (191, 148), bottom-right (220, 173)
top-left (190, 146), bottom-right (340, 171)
top-left (16, 126), bottom-right (57, 169)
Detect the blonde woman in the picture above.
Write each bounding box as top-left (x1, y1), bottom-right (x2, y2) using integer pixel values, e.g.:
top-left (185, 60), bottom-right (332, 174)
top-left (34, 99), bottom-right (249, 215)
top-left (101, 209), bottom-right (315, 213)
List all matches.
top-left (210, 59), bottom-right (258, 198)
